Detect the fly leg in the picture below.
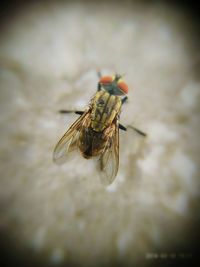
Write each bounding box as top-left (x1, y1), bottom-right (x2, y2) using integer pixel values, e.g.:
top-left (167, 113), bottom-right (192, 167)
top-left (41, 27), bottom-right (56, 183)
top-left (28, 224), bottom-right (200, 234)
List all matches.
top-left (121, 96), bottom-right (128, 104)
top-left (59, 110), bottom-right (84, 115)
top-left (119, 123), bottom-right (147, 137)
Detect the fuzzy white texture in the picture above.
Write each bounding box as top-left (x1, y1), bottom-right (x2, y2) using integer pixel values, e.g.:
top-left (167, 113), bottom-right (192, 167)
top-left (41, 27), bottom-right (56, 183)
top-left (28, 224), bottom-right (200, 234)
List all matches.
top-left (0, 1), bottom-right (199, 267)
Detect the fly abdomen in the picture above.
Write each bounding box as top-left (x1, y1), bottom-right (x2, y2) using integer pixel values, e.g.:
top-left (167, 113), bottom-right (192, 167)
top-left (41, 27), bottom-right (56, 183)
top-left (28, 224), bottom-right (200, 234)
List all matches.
top-left (79, 127), bottom-right (105, 158)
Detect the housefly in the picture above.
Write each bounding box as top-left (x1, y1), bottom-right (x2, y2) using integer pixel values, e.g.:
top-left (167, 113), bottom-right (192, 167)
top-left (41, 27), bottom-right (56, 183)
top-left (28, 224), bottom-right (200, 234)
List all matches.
top-left (53, 74), bottom-right (146, 185)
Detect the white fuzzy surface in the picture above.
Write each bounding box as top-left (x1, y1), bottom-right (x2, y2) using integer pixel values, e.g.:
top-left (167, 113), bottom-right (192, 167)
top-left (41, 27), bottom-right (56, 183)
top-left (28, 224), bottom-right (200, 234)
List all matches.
top-left (0, 1), bottom-right (199, 266)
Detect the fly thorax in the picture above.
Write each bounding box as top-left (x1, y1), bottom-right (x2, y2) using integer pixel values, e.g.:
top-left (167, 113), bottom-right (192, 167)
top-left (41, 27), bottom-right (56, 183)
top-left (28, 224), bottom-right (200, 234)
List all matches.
top-left (91, 91), bottom-right (121, 132)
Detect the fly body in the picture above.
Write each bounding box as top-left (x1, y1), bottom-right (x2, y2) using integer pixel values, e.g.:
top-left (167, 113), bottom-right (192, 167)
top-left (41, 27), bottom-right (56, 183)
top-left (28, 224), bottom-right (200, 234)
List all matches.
top-left (53, 74), bottom-right (146, 185)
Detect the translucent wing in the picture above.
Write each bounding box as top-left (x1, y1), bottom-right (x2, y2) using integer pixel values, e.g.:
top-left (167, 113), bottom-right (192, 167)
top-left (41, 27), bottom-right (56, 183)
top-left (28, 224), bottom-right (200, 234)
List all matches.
top-left (99, 121), bottom-right (119, 185)
top-left (53, 112), bottom-right (89, 164)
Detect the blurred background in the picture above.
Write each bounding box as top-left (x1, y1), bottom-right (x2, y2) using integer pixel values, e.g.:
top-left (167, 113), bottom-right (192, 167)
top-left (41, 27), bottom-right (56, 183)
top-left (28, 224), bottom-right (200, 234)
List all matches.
top-left (0, 0), bottom-right (200, 266)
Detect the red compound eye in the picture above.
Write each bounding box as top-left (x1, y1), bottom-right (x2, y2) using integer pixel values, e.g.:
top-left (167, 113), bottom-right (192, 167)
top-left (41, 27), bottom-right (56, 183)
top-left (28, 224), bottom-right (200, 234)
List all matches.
top-left (99, 76), bottom-right (113, 84)
top-left (118, 81), bottom-right (129, 94)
